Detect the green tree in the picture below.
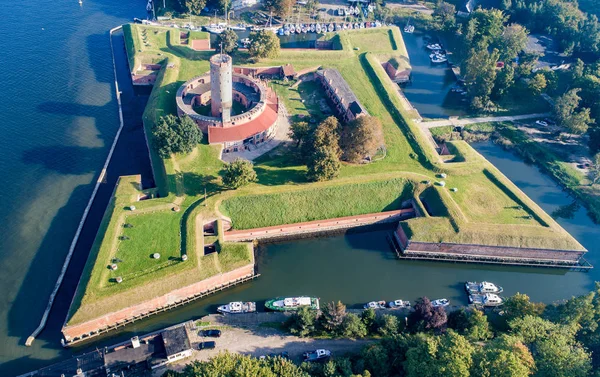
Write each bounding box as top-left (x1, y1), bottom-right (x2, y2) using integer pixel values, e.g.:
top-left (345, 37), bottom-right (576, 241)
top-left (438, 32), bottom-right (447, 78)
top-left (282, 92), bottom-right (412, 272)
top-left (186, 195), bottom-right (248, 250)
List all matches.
top-left (590, 153), bottom-right (600, 185)
top-left (433, 1), bottom-right (456, 31)
top-left (501, 293), bottom-right (546, 324)
top-left (493, 63), bottom-right (515, 98)
top-left (361, 308), bottom-right (377, 333)
top-left (377, 314), bottom-right (399, 337)
top-left (306, 146), bottom-right (341, 181)
top-left (471, 335), bottom-right (535, 377)
top-left (464, 309), bottom-right (492, 341)
top-left (528, 73), bottom-right (547, 95)
top-left (565, 108), bottom-right (593, 135)
top-left (463, 45), bottom-right (500, 110)
top-left (248, 30), bottom-right (280, 59)
top-left (286, 306), bottom-right (318, 337)
top-left (263, 0), bottom-right (294, 18)
top-left (495, 23), bottom-right (528, 61)
top-left (320, 301), bottom-right (347, 334)
top-left (152, 114), bottom-right (202, 158)
top-left (470, 8), bottom-right (508, 46)
top-left (289, 121), bottom-right (311, 148)
top-left (554, 89), bottom-right (582, 127)
top-left (405, 331), bottom-right (474, 377)
top-left (361, 343), bottom-right (390, 377)
top-left (222, 158), bottom-right (257, 189)
top-left (340, 116), bottom-right (384, 163)
top-left (185, 0), bottom-right (207, 15)
top-left (215, 29), bottom-right (238, 54)
top-left (341, 313), bottom-right (368, 338)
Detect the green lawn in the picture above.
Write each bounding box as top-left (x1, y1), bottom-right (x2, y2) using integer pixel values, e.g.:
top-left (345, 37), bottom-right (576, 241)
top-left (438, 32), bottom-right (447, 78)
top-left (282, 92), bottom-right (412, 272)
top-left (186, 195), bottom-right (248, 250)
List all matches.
top-left (66, 24), bottom-right (586, 329)
top-left (221, 178), bottom-right (414, 229)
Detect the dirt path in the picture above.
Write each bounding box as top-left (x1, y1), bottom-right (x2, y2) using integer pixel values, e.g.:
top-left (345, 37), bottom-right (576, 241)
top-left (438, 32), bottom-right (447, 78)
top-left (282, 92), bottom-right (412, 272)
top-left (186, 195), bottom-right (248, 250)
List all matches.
top-left (160, 325), bottom-right (373, 375)
top-left (421, 113), bottom-right (550, 129)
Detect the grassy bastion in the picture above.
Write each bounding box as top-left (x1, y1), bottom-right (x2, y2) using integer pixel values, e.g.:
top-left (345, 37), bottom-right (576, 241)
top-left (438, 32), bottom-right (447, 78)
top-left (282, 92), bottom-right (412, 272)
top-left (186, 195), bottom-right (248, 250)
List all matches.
top-left (64, 23), bottom-right (585, 343)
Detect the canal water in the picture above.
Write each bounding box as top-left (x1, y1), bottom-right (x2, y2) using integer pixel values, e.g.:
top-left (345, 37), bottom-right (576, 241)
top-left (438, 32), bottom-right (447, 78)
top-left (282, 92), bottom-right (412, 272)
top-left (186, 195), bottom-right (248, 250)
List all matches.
top-left (401, 32), bottom-right (467, 119)
top-left (0, 1), bottom-right (598, 375)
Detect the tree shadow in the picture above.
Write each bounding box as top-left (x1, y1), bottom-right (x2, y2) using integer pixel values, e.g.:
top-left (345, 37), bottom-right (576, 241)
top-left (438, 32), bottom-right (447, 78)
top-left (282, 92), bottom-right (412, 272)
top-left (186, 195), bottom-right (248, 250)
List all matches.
top-left (254, 166), bottom-right (307, 186)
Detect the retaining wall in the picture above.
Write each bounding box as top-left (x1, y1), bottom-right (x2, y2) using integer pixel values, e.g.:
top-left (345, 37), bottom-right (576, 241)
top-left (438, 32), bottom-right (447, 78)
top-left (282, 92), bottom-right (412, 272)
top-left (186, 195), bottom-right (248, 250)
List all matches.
top-left (62, 263), bottom-right (255, 344)
top-left (223, 209), bottom-right (415, 242)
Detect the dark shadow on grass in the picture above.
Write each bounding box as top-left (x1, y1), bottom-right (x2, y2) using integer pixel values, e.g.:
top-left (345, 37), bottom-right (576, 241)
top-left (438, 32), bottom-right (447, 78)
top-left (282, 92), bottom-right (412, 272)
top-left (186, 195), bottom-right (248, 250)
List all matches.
top-left (254, 166), bottom-right (307, 186)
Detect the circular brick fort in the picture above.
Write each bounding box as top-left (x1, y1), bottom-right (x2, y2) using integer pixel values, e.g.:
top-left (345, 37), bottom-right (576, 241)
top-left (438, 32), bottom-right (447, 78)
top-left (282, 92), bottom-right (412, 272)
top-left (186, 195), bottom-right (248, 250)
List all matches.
top-left (176, 53), bottom-right (279, 151)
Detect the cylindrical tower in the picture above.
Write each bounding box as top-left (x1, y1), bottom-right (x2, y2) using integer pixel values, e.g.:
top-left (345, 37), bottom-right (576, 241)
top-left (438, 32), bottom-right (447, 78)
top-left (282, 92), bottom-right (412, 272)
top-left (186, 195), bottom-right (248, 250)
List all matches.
top-left (209, 53), bottom-right (233, 123)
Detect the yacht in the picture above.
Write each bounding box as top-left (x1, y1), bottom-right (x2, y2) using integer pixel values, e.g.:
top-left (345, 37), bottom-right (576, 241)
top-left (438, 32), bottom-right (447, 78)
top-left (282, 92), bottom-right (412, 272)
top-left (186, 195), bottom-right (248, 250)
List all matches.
top-left (469, 293), bottom-right (504, 307)
top-left (265, 296), bottom-right (320, 311)
top-left (432, 298), bottom-right (450, 307)
top-left (465, 281), bottom-right (504, 294)
top-left (388, 300), bottom-right (411, 309)
top-left (431, 55), bottom-right (448, 64)
top-left (364, 301), bottom-right (387, 309)
top-left (217, 301), bottom-right (256, 314)
top-left (426, 43), bottom-right (442, 50)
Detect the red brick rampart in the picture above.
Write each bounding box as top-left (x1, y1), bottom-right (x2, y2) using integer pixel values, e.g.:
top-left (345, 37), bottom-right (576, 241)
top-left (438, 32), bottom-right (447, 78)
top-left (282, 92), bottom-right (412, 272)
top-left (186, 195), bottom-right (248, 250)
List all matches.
top-left (62, 263), bottom-right (255, 344)
top-left (223, 209), bottom-right (415, 242)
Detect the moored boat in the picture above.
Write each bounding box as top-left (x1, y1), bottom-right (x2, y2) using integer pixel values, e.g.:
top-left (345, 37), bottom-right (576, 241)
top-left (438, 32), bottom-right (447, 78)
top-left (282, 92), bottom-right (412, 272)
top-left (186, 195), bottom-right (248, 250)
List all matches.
top-left (432, 298), bottom-right (450, 307)
top-left (426, 43), bottom-right (442, 50)
top-left (431, 55), bottom-right (448, 64)
top-left (388, 299), bottom-right (411, 309)
top-left (217, 301), bottom-right (256, 314)
top-left (465, 281), bottom-right (503, 294)
top-left (310, 23), bottom-right (316, 32)
top-left (364, 300), bottom-right (387, 309)
top-left (265, 296), bottom-right (320, 311)
top-left (469, 293), bottom-right (504, 307)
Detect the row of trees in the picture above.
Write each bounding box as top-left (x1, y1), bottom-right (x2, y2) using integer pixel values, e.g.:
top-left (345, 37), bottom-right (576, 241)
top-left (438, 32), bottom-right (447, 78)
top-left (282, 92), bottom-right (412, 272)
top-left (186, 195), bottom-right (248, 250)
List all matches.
top-left (216, 29), bottom-right (280, 60)
top-left (165, 285), bottom-right (600, 376)
top-left (289, 115), bottom-right (384, 182)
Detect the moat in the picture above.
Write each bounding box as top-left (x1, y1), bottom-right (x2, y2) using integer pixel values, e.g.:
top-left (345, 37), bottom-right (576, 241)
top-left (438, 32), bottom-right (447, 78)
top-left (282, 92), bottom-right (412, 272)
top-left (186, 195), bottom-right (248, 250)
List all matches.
top-left (1, 4), bottom-right (599, 377)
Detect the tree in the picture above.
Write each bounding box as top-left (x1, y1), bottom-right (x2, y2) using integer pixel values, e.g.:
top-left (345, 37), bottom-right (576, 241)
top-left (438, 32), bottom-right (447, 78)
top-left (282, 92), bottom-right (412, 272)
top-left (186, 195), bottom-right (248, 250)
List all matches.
top-left (463, 45), bottom-right (500, 110)
top-left (464, 309), bottom-right (492, 341)
top-left (528, 73), bottom-right (547, 95)
top-left (495, 23), bottom-right (528, 61)
top-left (361, 308), bottom-right (377, 333)
top-left (320, 301), bottom-right (347, 334)
top-left (591, 153), bottom-right (600, 185)
top-left (306, 146), bottom-right (341, 181)
top-left (340, 116), bottom-right (384, 163)
top-left (470, 8), bottom-right (508, 46)
top-left (565, 108), bottom-right (593, 135)
top-left (288, 121), bottom-right (311, 148)
top-left (405, 331), bottom-right (474, 377)
top-left (185, 0), bottom-right (206, 15)
top-left (493, 63), bottom-right (515, 98)
top-left (433, 2), bottom-right (456, 31)
top-left (152, 114), bottom-right (202, 158)
top-left (471, 335), bottom-right (535, 377)
top-left (286, 306), bottom-right (317, 337)
top-left (311, 116), bottom-right (341, 155)
top-left (554, 89), bottom-right (594, 135)
top-left (377, 314), bottom-right (399, 337)
top-left (501, 293), bottom-right (545, 324)
top-left (263, 0), bottom-right (294, 18)
top-left (215, 29), bottom-right (238, 55)
top-left (222, 158), bottom-right (257, 189)
top-left (248, 30), bottom-right (280, 59)
top-left (341, 313), bottom-right (368, 338)
top-left (361, 343), bottom-right (391, 377)
top-left (409, 297), bottom-right (447, 333)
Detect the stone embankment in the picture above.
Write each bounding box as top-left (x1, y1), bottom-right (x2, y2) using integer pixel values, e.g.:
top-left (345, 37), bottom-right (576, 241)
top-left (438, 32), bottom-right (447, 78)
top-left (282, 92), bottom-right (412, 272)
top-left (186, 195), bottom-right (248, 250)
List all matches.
top-left (62, 263), bottom-right (256, 346)
top-left (223, 208), bottom-right (415, 242)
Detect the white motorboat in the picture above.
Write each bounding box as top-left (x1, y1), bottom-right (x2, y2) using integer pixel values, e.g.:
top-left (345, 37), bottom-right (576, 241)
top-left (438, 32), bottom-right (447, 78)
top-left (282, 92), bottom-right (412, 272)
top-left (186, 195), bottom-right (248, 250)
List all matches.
top-left (229, 24), bottom-right (247, 31)
top-left (465, 281), bottom-right (504, 294)
top-left (431, 55), bottom-right (448, 64)
top-left (278, 27), bottom-right (285, 36)
top-left (430, 52), bottom-right (446, 59)
top-left (303, 349), bottom-right (331, 362)
top-left (364, 300), bottom-right (387, 309)
top-left (360, 22), bottom-right (365, 29)
top-left (328, 23), bottom-right (334, 32)
top-left (469, 293), bottom-right (504, 307)
top-left (404, 25), bottom-right (415, 33)
top-left (426, 43), bottom-right (442, 50)
top-left (310, 24), bottom-right (316, 32)
top-left (316, 23), bottom-right (322, 33)
top-left (388, 299), bottom-right (411, 309)
top-left (432, 298), bottom-right (450, 307)
top-left (289, 24), bottom-right (295, 33)
top-left (217, 301), bottom-right (257, 314)
top-left (204, 24), bottom-right (225, 34)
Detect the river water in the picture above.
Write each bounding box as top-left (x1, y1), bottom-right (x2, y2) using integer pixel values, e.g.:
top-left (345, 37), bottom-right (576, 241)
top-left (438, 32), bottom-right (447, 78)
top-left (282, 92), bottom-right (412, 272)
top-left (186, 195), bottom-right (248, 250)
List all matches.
top-left (0, 2), bottom-right (598, 375)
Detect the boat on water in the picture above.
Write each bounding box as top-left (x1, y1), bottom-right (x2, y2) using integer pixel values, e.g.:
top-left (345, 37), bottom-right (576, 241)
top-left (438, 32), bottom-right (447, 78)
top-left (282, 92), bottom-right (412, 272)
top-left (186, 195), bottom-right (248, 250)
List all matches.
top-left (430, 52), bottom-right (446, 59)
top-left (431, 55), bottom-right (448, 64)
top-left (217, 301), bottom-right (256, 314)
top-left (204, 24), bottom-right (225, 34)
top-left (303, 349), bottom-right (331, 362)
top-left (278, 27), bottom-right (285, 36)
top-left (316, 23), bottom-right (322, 33)
top-left (404, 25), bottom-right (415, 33)
top-left (432, 298), bottom-right (450, 307)
top-left (228, 23), bottom-right (247, 31)
top-left (328, 23), bottom-right (334, 32)
top-left (354, 22), bottom-right (359, 29)
top-left (335, 23), bottom-right (342, 31)
top-left (360, 22), bottom-right (365, 29)
top-left (289, 24), bottom-right (295, 33)
top-left (310, 23), bottom-right (316, 32)
top-left (388, 299), bottom-right (411, 309)
top-left (465, 281), bottom-right (503, 294)
top-left (426, 43), bottom-right (442, 50)
top-left (469, 293), bottom-right (504, 307)
top-left (364, 301), bottom-right (387, 309)
top-left (265, 297), bottom-right (320, 311)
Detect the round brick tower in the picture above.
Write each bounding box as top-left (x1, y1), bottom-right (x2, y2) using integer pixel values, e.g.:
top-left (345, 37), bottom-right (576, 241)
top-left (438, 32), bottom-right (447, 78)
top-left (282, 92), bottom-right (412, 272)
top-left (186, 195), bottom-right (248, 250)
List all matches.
top-left (209, 53), bottom-right (233, 123)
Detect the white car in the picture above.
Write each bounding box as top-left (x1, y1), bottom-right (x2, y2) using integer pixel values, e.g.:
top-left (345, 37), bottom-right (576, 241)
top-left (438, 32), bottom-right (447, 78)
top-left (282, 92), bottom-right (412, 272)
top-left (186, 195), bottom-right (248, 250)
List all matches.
top-left (535, 120), bottom-right (549, 127)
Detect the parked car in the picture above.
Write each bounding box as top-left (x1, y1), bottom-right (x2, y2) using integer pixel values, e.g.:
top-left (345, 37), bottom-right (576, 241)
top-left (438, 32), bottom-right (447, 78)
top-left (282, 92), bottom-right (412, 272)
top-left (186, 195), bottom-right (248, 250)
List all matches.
top-left (199, 329), bottom-right (222, 338)
top-left (198, 341), bottom-right (216, 350)
top-left (535, 120), bottom-right (549, 127)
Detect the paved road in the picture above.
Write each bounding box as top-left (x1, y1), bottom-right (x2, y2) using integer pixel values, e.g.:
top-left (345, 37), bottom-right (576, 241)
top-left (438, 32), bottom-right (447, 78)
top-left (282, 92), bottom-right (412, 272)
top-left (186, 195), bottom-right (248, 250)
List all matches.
top-left (421, 113), bottom-right (550, 129)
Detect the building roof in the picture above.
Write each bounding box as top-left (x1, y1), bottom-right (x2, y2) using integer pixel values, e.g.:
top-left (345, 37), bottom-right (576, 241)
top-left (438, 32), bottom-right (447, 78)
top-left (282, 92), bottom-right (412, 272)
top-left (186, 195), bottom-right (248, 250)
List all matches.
top-left (162, 326), bottom-right (191, 357)
top-left (282, 64), bottom-right (296, 77)
top-left (209, 102), bottom-right (278, 143)
top-left (316, 68), bottom-right (368, 116)
top-left (35, 351), bottom-right (105, 377)
top-left (104, 337), bottom-right (165, 371)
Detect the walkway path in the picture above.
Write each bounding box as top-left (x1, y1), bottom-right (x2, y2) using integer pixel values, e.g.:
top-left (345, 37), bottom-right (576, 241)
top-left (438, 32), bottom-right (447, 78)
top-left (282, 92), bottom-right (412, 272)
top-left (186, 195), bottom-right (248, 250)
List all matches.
top-left (421, 113), bottom-right (550, 129)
